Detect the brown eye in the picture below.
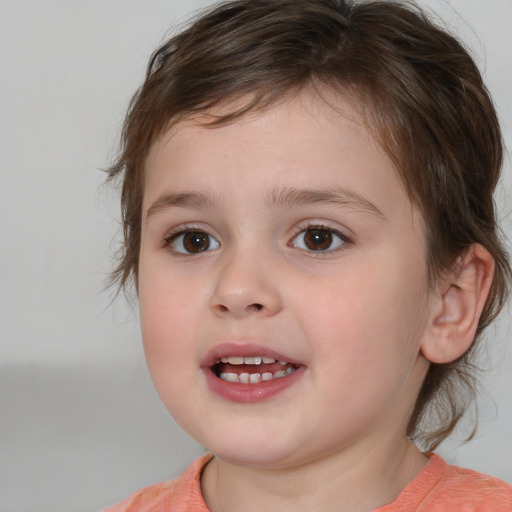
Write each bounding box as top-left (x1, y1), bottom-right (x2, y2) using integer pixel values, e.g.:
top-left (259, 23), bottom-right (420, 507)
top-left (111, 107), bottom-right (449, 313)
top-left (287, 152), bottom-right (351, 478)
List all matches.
top-left (170, 231), bottom-right (220, 254)
top-left (292, 227), bottom-right (345, 252)
top-left (305, 229), bottom-right (333, 250)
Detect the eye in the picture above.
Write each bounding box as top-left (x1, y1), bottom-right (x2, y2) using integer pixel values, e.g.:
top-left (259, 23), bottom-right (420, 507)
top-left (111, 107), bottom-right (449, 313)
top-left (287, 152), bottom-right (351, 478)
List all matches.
top-left (291, 227), bottom-right (347, 252)
top-left (167, 230), bottom-right (220, 254)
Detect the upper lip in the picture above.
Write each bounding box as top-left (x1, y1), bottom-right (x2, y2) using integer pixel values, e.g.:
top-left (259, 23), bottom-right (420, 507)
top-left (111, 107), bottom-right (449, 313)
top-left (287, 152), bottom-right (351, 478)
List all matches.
top-left (201, 342), bottom-right (302, 369)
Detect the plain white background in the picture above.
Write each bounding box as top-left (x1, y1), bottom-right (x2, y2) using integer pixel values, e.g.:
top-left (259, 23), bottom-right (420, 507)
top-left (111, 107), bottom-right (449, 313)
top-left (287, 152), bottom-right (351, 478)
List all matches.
top-left (0, 1), bottom-right (510, 510)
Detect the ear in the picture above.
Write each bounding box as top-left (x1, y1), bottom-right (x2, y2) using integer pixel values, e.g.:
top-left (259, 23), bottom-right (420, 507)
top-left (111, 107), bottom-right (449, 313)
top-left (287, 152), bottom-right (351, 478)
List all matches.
top-left (421, 244), bottom-right (495, 364)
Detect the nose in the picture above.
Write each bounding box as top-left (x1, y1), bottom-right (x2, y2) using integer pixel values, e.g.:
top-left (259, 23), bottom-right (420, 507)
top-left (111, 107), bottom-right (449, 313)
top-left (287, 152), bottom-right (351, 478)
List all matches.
top-left (209, 249), bottom-right (283, 319)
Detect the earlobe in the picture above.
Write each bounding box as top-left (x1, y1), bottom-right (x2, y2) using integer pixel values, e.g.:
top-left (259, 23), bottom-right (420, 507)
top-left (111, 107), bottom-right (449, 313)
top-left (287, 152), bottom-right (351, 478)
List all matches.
top-left (421, 244), bottom-right (495, 364)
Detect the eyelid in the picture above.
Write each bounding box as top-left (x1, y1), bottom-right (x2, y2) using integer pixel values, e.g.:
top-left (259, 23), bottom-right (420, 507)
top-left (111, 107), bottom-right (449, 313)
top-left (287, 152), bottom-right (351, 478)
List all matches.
top-left (289, 223), bottom-right (352, 253)
top-left (159, 221), bottom-right (352, 255)
top-left (161, 224), bottom-right (220, 255)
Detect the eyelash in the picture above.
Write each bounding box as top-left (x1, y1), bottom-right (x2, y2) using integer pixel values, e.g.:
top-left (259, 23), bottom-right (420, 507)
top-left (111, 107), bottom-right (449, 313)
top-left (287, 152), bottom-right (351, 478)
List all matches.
top-left (161, 224), bottom-right (352, 255)
top-left (289, 224), bottom-right (351, 254)
top-left (162, 225), bottom-right (219, 255)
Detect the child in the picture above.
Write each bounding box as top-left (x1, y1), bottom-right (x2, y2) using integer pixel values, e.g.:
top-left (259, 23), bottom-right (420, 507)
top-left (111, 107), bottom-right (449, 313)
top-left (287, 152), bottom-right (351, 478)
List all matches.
top-left (103, 0), bottom-right (512, 510)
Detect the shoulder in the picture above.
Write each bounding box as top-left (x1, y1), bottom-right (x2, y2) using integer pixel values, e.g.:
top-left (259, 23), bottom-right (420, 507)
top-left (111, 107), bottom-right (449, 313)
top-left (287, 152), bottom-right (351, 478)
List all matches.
top-left (100, 454), bottom-right (212, 512)
top-left (427, 454), bottom-right (512, 511)
top-left (378, 453), bottom-right (512, 512)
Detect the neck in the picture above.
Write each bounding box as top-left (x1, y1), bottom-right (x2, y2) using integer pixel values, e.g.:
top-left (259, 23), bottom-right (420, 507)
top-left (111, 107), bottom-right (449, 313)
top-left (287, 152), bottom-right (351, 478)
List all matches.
top-left (201, 438), bottom-right (428, 512)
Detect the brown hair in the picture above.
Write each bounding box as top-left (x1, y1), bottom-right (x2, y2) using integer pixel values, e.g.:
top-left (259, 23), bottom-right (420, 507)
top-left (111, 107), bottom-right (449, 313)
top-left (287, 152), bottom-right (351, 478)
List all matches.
top-left (107, 0), bottom-right (511, 449)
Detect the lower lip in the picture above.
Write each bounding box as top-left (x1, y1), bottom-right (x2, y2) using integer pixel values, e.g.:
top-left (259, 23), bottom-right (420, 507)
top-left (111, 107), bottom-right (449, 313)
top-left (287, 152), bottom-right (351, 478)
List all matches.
top-left (202, 366), bottom-right (306, 403)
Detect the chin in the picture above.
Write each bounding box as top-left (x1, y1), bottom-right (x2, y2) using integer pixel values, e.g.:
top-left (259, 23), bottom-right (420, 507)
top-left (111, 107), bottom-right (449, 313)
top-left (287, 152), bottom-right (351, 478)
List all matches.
top-left (212, 445), bottom-right (301, 469)
top-left (192, 420), bottom-right (307, 468)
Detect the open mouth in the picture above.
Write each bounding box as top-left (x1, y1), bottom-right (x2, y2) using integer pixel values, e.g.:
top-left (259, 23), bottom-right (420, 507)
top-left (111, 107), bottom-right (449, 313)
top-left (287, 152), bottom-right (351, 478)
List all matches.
top-left (212, 356), bottom-right (299, 384)
top-left (203, 346), bottom-right (305, 402)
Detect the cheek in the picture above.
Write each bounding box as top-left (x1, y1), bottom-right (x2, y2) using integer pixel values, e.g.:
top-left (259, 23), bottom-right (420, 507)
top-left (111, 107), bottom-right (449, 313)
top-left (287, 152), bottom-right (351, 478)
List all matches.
top-left (138, 285), bottom-right (203, 424)
top-left (296, 255), bottom-right (429, 373)
top-left (138, 270), bottom-right (201, 371)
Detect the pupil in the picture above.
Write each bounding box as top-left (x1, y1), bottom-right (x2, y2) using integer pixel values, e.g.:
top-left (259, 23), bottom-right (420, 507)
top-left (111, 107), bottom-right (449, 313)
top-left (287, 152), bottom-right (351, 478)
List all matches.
top-left (305, 229), bottom-right (332, 251)
top-left (183, 232), bottom-right (209, 253)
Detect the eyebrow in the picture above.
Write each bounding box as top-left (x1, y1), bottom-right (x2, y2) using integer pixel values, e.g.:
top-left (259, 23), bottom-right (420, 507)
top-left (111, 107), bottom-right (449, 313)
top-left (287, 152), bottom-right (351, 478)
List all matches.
top-left (265, 186), bottom-right (386, 219)
top-left (146, 191), bottom-right (224, 217)
top-left (146, 186), bottom-right (385, 220)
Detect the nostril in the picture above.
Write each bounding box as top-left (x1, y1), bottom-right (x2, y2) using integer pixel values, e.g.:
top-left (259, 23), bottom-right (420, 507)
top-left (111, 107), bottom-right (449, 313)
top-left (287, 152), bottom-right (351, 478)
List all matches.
top-left (212, 303), bottom-right (263, 314)
top-left (210, 299), bottom-right (273, 317)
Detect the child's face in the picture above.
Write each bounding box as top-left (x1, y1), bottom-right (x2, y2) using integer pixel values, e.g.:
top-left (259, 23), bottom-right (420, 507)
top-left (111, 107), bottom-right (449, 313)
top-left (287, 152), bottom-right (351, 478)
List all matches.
top-left (138, 92), bottom-right (434, 468)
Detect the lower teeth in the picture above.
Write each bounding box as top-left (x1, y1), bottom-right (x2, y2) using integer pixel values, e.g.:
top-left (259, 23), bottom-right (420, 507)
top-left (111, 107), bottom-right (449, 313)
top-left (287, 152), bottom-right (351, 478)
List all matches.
top-left (219, 367), bottom-right (295, 383)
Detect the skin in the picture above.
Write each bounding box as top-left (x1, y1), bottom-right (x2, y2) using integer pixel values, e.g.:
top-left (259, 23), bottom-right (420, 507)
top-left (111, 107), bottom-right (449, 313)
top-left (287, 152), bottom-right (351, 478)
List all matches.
top-left (137, 91), bottom-right (492, 511)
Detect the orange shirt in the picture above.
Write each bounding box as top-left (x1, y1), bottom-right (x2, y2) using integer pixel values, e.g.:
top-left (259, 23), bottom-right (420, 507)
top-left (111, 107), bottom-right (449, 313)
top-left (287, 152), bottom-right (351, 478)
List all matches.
top-left (102, 453), bottom-right (512, 511)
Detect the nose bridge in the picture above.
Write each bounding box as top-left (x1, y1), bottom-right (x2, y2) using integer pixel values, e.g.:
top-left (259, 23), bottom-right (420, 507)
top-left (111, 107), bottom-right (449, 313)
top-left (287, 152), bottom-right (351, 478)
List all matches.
top-left (209, 242), bottom-right (282, 318)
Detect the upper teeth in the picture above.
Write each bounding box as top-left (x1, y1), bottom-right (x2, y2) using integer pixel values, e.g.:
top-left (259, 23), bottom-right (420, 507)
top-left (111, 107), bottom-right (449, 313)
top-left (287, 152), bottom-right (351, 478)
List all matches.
top-left (218, 356), bottom-right (284, 365)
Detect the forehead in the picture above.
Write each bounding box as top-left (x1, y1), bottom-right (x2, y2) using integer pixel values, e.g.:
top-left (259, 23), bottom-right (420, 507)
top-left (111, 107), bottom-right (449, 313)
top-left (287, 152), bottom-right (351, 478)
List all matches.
top-left (145, 91), bottom-right (408, 207)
